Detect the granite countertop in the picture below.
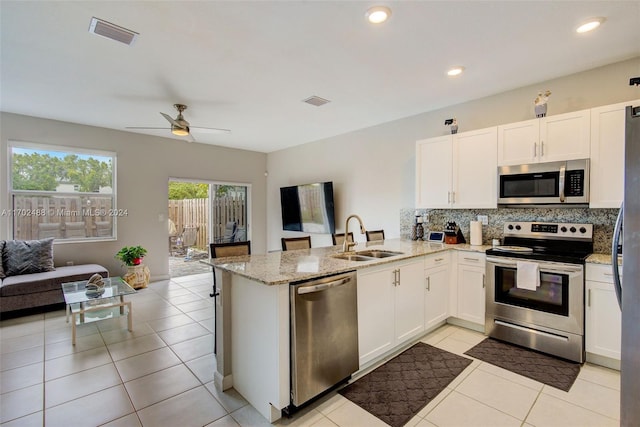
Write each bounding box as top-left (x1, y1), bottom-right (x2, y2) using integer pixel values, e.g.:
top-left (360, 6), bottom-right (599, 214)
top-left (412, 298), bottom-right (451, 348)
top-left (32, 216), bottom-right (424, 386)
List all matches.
top-left (587, 253), bottom-right (623, 265)
top-left (205, 239), bottom-right (491, 285)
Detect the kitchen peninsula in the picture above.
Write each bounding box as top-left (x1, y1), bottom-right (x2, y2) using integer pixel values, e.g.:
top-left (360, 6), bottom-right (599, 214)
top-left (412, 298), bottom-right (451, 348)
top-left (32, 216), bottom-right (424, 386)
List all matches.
top-left (207, 239), bottom-right (489, 422)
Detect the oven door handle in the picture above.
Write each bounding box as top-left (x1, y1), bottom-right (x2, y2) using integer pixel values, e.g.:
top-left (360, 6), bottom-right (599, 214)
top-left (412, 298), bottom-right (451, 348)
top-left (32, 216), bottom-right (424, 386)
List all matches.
top-left (559, 164), bottom-right (566, 203)
top-left (487, 257), bottom-right (582, 273)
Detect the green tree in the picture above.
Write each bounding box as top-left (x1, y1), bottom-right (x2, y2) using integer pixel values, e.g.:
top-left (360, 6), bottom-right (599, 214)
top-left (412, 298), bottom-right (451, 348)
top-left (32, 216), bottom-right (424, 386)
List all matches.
top-left (168, 182), bottom-right (209, 199)
top-left (12, 152), bottom-right (112, 192)
top-left (12, 153), bottom-right (59, 191)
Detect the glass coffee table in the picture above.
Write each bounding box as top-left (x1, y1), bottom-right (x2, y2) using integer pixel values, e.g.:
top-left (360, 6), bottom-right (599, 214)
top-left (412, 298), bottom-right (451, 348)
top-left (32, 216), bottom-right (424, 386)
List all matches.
top-left (62, 277), bottom-right (136, 345)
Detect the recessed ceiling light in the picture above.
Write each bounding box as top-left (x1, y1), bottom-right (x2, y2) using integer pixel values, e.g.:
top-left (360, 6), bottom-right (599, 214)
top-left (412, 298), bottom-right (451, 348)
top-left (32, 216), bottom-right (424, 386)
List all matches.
top-left (447, 66), bottom-right (465, 77)
top-left (366, 6), bottom-right (392, 24)
top-left (576, 17), bottom-right (605, 33)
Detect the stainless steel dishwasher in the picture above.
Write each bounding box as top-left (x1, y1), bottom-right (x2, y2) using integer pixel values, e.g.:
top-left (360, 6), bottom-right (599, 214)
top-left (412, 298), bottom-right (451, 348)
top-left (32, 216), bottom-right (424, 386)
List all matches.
top-left (290, 271), bottom-right (359, 407)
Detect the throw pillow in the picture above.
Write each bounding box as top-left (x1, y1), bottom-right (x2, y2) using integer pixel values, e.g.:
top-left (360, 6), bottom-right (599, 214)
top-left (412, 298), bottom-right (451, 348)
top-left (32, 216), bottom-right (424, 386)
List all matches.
top-left (0, 240), bottom-right (5, 279)
top-left (3, 238), bottom-right (55, 276)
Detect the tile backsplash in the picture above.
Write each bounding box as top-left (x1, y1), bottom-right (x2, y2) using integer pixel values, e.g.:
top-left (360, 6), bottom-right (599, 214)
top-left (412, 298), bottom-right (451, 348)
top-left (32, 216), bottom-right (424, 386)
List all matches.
top-left (401, 207), bottom-right (619, 254)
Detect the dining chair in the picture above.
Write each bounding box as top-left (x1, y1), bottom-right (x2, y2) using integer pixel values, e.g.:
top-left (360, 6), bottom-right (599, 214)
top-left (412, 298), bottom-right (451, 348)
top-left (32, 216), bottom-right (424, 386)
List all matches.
top-left (210, 240), bottom-right (252, 258)
top-left (281, 236), bottom-right (312, 251)
top-left (208, 240), bottom-right (252, 354)
top-left (365, 229), bottom-right (385, 241)
top-left (332, 232), bottom-right (354, 246)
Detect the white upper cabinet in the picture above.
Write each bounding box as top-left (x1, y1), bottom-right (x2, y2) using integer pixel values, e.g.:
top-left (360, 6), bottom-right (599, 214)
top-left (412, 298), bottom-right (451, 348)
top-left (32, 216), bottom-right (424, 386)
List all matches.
top-left (416, 127), bottom-right (497, 209)
top-left (590, 100), bottom-right (640, 208)
top-left (498, 109), bottom-right (591, 165)
top-left (416, 135), bottom-right (452, 208)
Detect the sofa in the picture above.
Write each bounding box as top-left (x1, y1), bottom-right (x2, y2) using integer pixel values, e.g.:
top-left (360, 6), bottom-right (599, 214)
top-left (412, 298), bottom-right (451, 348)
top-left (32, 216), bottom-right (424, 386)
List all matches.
top-left (0, 238), bottom-right (108, 317)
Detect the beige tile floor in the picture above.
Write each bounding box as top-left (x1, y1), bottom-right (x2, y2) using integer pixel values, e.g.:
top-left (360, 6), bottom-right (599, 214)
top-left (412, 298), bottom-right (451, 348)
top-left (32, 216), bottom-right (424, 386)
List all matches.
top-left (1, 273), bottom-right (621, 427)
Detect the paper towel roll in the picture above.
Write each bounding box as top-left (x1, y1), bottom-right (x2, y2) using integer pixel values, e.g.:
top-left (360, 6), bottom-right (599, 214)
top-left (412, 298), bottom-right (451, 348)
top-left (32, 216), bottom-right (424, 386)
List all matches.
top-left (470, 221), bottom-right (482, 246)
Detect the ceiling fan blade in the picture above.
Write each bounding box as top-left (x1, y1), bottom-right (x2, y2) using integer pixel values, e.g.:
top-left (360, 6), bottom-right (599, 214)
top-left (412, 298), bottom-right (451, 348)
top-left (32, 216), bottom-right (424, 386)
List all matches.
top-left (190, 126), bottom-right (231, 134)
top-left (186, 133), bottom-right (196, 143)
top-left (160, 112), bottom-right (184, 128)
top-left (125, 126), bottom-right (170, 130)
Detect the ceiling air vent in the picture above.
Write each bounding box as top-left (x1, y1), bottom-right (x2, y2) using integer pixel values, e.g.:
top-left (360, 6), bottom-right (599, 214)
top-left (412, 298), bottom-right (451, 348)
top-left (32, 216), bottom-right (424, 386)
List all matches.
top-left (89, 17), bottom-right (138, 46)
top-left (303, 96), bottom-right (331, 107)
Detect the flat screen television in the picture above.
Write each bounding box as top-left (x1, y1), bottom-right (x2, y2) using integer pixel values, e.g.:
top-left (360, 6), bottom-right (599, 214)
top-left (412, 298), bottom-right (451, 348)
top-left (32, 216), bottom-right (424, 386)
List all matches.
top-left (280, 181), bottom-right (336, 234)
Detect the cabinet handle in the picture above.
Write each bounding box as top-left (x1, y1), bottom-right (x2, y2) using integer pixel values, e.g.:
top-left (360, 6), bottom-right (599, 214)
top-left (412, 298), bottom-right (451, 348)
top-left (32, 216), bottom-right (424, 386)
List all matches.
top-left (588, 289), bottom-right (591, 307)
top-left (452, 191), bottom-right (456, 203)
top-left (463, 257), bottom-right (479, 262)
top-left (533, 142), bottom-right (537, 158)
top-left (541, 141), bottom-right (545, 157)
top-left (447, 191), bottom-right (451, 203)
top-left (482, 273), bottom-right (485, 288)
top-left (426, 276), bottom-right (431, 291)
top-left (397, 269), bottom-right (400, 286)
top-left (435, 258), bottom-right (444, 262)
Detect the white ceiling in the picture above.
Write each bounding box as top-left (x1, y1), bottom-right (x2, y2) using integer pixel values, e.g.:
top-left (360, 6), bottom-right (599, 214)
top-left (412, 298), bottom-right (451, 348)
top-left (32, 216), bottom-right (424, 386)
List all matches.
top-left (1, 1), bottom-right (639, 153)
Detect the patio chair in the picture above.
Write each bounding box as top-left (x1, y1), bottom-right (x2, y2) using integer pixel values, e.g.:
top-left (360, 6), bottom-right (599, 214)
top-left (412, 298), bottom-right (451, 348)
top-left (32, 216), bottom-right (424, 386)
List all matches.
top-left (38, 222), bottom-right (62, 239)
top-left (64, 222), bottom-right (87, 238)
top-left (176, 225), bottom-right (199, 257)
top-left (95, 221), bottom-right (112, 237)
top-left (216, 221), bottom-right (237, 243)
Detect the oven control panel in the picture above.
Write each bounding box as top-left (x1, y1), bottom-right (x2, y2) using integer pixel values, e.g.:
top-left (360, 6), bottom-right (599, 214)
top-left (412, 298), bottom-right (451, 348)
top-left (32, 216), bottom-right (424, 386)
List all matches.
top-left (503, 222), bottom-right (593, 239)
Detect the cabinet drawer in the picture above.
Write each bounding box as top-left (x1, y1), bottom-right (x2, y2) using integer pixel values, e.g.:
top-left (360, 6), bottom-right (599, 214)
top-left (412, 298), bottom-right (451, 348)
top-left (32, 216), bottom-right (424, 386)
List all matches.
top-left (586, 263), bottom-right (621, 283)
top-left (457, 251), bottom-right (485, 266)
top-left (424, 252), bottom-right (449, 269)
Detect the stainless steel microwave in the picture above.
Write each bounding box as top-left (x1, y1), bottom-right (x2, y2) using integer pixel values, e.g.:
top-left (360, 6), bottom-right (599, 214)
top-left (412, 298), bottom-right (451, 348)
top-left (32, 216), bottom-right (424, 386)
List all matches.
top-left (498, 159), bottom-right (589, 206)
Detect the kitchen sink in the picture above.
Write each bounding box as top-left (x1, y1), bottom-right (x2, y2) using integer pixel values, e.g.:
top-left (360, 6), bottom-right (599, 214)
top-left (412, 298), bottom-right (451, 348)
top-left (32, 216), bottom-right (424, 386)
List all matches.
top-left (331, 253), bottom-right (377, 262)
top-left (356, 250), bottom-right (404, 258)
top-left (331, 250), bottom-right (405, 261)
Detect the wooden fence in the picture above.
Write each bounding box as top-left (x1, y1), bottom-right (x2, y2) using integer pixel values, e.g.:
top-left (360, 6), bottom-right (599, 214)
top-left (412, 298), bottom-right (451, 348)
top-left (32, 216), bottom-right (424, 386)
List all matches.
top-left (168, 197), bottom-right (246, 251)
top-left (12, 195), bottom-right (114, 240)
top-left (12, 195), bottom-right (245, 251)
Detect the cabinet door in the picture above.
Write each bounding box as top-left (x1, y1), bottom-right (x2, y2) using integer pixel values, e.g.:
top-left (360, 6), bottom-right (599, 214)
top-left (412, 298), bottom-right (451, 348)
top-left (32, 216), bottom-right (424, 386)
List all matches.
top-left (394, 260), bottom-right (426, 343)
top-left (586, 280), bottom-right (621, 360)
top-left (425, 264), bottom-right (449, 331)
top-left (497, 119), bottom-right (539, 165)
top-left (457, 263), bottom-right (486, 326)
top-left (589, 101), bottom-right (639, 208)
top-left (416, 136), bottom-right (453, 208)
top-left (539, 109), bottom-right (590, 162)
top-left (357, 267), bottom-right (395, 366)
top-left (453, 127), bottom-right (498, 208)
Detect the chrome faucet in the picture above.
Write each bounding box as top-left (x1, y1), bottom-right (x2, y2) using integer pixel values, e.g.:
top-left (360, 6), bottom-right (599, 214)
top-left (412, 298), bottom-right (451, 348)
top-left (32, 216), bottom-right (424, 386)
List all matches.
top-left (342, 214), bottom-right (366, 253)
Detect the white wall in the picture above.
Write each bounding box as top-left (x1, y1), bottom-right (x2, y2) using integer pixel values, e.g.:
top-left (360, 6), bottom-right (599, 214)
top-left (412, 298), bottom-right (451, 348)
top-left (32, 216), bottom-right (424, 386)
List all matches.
top-left (266, 57), bottom-right (640, 251)
top-left (0, 113), bottom-right (268, 279)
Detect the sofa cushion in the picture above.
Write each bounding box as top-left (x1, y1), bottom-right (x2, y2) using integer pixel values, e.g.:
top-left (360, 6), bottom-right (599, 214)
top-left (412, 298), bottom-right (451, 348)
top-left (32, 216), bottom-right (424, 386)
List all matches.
top-left (0, 264), bottom-right (108, 297)
top-left (0, 240), bottom-right (5, 279)
top-left (3, 238), bottom-right (55, 276)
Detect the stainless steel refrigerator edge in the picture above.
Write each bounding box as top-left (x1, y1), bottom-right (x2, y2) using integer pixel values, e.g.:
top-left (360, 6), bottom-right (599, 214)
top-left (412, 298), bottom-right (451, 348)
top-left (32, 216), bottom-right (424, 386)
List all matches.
top-left (613, 104), bottom-right (640, 425)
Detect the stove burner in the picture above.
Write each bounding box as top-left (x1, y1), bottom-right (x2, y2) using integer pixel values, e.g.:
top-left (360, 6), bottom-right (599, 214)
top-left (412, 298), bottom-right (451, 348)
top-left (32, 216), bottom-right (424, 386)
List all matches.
top-left (493, 246), bottom-right (534, 253)
top-left (487, 221), bottom-right (593, 264)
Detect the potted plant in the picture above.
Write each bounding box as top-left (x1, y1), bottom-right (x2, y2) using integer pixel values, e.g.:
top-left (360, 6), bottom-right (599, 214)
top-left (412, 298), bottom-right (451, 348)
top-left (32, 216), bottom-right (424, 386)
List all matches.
top-left (115, 246), bottom-right (150, 289)
top-left (115, 245), bottom-right (148, 266)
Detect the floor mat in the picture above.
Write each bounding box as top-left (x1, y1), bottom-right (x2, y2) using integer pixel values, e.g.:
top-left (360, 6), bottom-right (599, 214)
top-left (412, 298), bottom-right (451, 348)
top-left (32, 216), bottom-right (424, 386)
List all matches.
top-left (464, 338), bottom-right (581, 392)
top-left (339, 342), bottom-right (473, 427)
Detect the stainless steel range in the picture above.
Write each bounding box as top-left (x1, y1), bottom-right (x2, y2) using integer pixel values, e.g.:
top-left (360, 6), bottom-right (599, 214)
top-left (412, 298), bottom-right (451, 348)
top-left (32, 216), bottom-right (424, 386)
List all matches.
top-left (485, 222), bottom-right (593, 363)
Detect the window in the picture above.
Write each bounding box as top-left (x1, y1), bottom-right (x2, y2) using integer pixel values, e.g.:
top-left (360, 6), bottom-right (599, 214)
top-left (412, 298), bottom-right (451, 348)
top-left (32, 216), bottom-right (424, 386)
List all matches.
top-left (8, 142), bottom-right (117, 242)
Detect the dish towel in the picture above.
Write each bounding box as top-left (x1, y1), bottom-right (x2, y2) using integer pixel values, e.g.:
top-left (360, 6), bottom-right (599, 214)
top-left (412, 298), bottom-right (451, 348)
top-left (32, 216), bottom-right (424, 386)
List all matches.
top-left (516, 261), bottom-right (540, 290)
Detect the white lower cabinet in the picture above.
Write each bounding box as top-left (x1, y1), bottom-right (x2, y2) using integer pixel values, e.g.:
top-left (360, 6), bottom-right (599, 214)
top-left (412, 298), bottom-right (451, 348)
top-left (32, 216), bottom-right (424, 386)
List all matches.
top-left (357, 258), bottom-right (425, 366)
top-left (455, 251), bottom-right (486, 326)
top-left (586, 264), bottom-right (621, 363)
top-left (424, 253), bottom-right (450, 331)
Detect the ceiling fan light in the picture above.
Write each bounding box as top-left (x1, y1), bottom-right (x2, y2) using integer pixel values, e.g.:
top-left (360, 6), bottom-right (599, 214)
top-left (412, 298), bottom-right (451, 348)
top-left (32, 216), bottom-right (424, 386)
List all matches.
top-left (366, 6), bottom-right (391, 24)
top-left (171, 125), bottom-right (189, 136)
top-left (447, 66), bottom-right (465, 76)
top-left (576, 17), bottom-right (605, 33)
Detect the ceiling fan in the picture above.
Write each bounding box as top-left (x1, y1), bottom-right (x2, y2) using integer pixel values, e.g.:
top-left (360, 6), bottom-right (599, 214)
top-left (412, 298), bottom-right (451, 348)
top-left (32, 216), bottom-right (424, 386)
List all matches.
top-left (126, 104), bottom-right (230, 142)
